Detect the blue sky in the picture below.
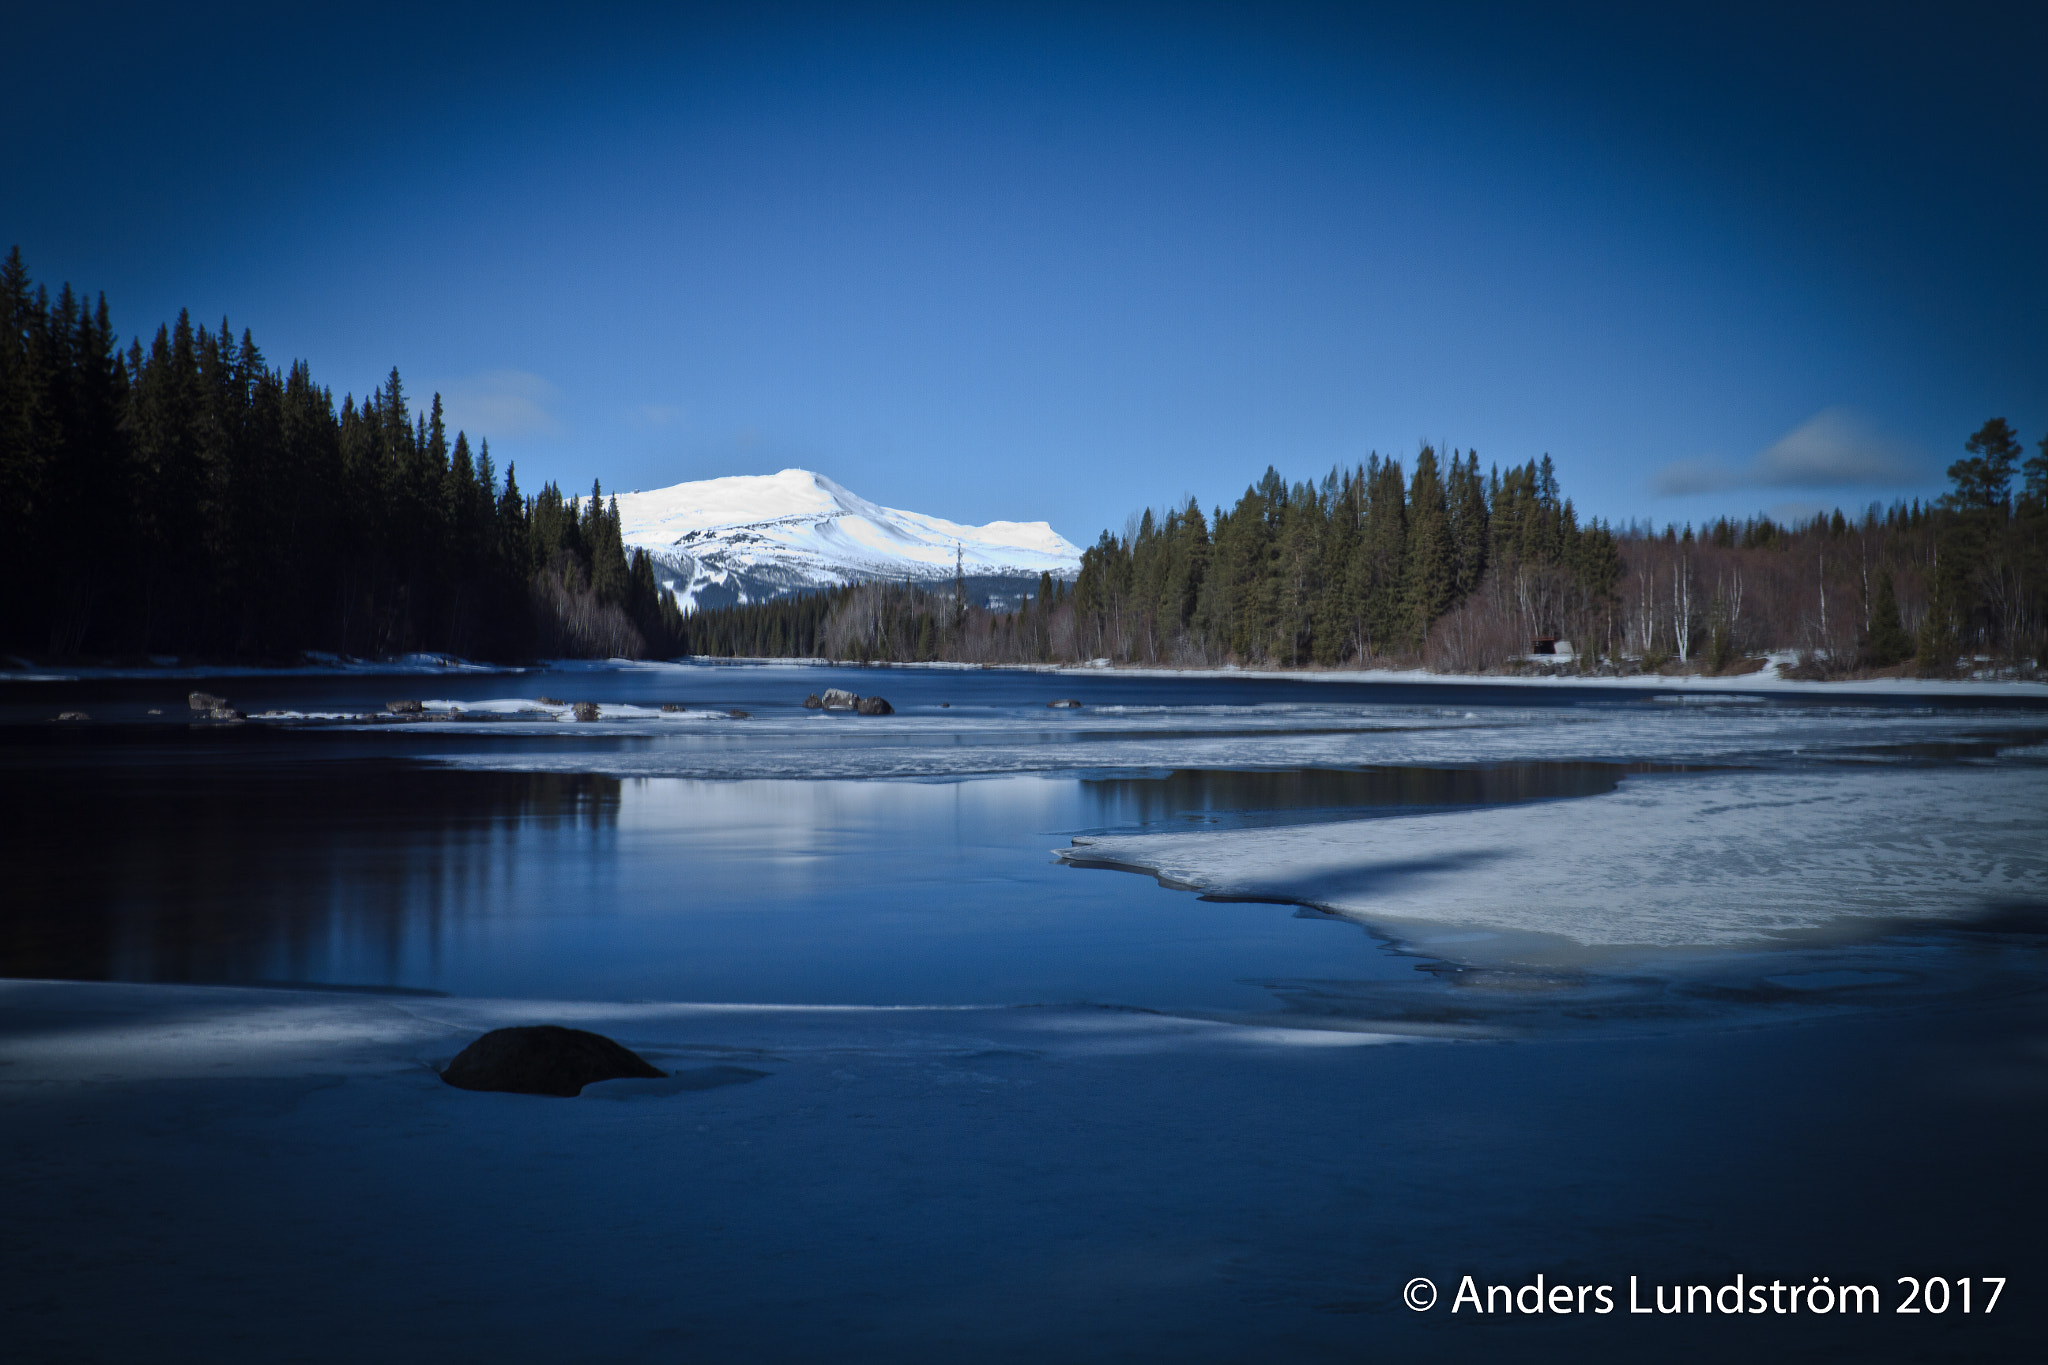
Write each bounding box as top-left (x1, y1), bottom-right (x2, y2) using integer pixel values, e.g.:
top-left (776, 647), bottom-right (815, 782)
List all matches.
top-left (6, 1), bottom-right (2042, 542)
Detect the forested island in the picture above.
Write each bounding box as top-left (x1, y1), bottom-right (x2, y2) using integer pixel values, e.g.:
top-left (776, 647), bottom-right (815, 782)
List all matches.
top-left (4, 250), bottom-right (2043, 676)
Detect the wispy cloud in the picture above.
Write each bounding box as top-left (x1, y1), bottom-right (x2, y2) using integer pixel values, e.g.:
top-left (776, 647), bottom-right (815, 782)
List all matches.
top-left (438, 369), bottom-right (565, 441)
top-left (1652, 408), bottom-right (1922, 497)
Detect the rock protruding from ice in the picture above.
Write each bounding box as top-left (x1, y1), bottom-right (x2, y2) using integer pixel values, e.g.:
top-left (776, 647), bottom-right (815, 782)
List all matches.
top-left (807, 688), bottom-right (891, 714)
top-left (441, 1025), bottom-right (665, 1098)
top-left (605, 468), bottom-right (1081, 614)
top-left (386, 699), bottom-right (424, 715)
top-left (189, 690), bottom-right (245, 721)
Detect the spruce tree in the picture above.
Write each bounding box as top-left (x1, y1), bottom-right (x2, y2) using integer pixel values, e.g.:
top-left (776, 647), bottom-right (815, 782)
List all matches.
top-left (1449, 451), bottom-right (1489, 603)
top-left (1352, 455), bottom-right (1407, 656)
top-left (1167, 497), bottom-right (1210, 634)
top-left (1402, 446), bottom-right (1455, 649)
top-left (1863, 565), bottom-right (1913, 667)
top-left (1312, 469), bottom-right (1360, 663)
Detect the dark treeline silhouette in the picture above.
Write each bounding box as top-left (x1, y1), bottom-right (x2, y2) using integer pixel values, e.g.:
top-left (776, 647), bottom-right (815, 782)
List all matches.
top-left (691, 425), bottom-right (2048, 678)
top-left (674, 590), bottom-right (841, 660)
top-left (1064, 451), bottom-right (1621, 668)
top-left (0, 250), bottom-right (681, 661)
top-left (6, 251), bottom-right (2042, 675)
top-left (712, 451), bottom-right (1624, 670)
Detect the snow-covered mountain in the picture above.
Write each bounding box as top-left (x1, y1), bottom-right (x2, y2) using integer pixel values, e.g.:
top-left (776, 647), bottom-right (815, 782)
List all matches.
top-left (608, 469), bottom-right (1082, 614)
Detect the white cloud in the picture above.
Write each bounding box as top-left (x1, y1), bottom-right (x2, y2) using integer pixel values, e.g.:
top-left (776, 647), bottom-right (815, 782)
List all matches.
top-left (1651, 407), bottom-right (1923, 498)
top-left (438, 370), bottom-right (564, 441)
top-left (1752, 408), bottom-right (1918, 487)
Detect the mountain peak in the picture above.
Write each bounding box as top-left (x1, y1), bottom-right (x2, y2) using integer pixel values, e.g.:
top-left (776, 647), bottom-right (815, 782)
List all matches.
top-left (609, 470), bottom-right (1081, 614)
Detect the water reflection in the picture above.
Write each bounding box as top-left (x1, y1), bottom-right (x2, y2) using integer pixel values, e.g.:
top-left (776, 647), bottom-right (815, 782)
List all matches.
top-left (1077, 763), bottom-right (1640, 831)
top-left (0, 743), bottom-right (1659, 1004)
top-left (6, 760), bottom-right (618, 986)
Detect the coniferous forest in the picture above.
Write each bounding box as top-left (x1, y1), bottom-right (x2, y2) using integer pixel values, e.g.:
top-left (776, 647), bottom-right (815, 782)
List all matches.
top-left (690, 428), bottom-right (2048, 678)
top-left (0, 250), bottom-right (683, 663)
top-left (5, 249), bottom-right (2044, 676)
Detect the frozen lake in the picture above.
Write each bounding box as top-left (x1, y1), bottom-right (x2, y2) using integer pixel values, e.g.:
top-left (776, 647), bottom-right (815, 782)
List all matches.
top-left (4, 662), bottom-right (2045, 1017)
top-left (5, 663), bottom-right (2047, 1362)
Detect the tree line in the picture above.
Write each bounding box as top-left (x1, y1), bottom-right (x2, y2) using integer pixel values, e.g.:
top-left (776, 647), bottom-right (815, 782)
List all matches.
top-left (6, 249), bottom-right (2042, 674)
top-left (1064, 450), bottom-right (1621, 667)
top-left (0, 249), bottom-right (682, 662)
top-left (692, 451), bottom-right (1625, 670)
top-left (709, 424), bottom-right (2047, 677)
top-left (1608, 419), bottom-right (2047, 676)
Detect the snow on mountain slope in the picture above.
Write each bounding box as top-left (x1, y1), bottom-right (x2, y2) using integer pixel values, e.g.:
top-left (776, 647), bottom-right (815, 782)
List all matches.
top-left (608, 469), bottom-right (1082, 613)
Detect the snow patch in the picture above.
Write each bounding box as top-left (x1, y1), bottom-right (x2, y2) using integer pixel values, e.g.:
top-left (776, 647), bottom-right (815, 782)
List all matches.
top-left (600, 469), bottom-right (1081, 613)
top-left (1058, 767), bottom-right (2048, 951)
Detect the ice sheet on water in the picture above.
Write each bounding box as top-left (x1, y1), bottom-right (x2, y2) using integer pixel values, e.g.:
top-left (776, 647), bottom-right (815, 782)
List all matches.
top-left (1058, 766), bottom-right (2048, 950)
top-left (411, 700), bottom-right (2048, 782)
top-left (1080, 660), bottom-right (2048, 699)
top-left (332, 697), bottom-right (742, 723)
top-left (0, 981), bottom-right (1408, 1087)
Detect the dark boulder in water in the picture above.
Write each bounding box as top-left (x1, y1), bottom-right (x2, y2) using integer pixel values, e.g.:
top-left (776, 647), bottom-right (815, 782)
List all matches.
top-left (572, 701), bottom-right (601, 722)
top-left (386, 699), bottom-right (424, 714)
top-left (188, 691), bottom-right (226, 712)
top-left (441, 1025), bottom-right (665, 1097)
top-left (660, 702), bottom-right (686, 713)
top-left (53, 710), bottom-right (90, 722)
top-left (812, 688), bottom-right (890, 714)
top-left (209, 705), bottom-right (246, 721)
top-left (727, 708), bottom-right (751, 719)
top-left (1048, 698), bottom-right (1082, 709)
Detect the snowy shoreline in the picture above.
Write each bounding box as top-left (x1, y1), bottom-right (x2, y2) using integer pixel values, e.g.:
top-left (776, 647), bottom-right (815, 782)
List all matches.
top-left (1033, 653), bottom-right (2048, 699)
top-left (665, 653), bottom-right (2048, 700)
top-left (6, 650), bottom-right (2045, 699)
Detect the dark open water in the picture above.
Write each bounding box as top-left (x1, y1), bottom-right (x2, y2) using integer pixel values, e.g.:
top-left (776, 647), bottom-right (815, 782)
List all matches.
top-left (2, 662), bottom-right (2042, 1008)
